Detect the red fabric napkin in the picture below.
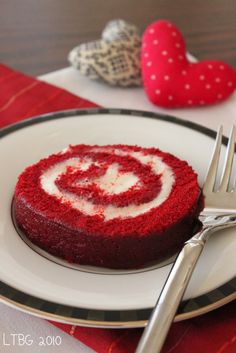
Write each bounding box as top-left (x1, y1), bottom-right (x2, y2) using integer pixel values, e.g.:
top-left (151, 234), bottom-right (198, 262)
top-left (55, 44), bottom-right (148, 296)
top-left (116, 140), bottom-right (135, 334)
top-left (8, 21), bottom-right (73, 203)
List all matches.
top-left (0, 63), bottom-right (235, 353)
top-left (0, 64), bottom-right (98, 128)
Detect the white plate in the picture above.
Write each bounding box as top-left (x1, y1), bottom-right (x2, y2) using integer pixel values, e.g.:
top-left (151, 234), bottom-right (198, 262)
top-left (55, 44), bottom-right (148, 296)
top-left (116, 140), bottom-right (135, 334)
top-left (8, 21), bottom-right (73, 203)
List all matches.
top-left (0, 108), bottom-right (235, 327)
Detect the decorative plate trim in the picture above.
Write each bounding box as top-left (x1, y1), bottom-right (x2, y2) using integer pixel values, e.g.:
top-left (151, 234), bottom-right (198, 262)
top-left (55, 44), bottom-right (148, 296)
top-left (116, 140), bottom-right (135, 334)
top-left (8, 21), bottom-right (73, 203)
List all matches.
top-left (0, 276), bottom-right (235, 328)
top-left (0, 108), bottom-right (234, 328)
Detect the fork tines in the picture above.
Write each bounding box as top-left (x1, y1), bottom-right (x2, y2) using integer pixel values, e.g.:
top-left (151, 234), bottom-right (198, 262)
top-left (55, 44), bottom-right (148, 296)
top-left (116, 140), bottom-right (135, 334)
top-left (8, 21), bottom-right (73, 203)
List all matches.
top-left (203, 125), bottom-right (236, 209)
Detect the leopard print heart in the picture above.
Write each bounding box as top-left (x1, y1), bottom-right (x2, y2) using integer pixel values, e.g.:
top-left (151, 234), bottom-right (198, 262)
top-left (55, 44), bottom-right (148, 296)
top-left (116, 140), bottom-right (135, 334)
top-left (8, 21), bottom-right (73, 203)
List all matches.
top-left (68, 19), bottom-right (142, 87)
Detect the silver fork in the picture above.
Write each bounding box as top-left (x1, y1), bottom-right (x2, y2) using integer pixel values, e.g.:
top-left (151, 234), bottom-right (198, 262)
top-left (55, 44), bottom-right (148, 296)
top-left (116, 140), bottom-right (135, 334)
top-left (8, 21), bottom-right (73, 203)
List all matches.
top-left (135, 125), bottom-right (236, 353)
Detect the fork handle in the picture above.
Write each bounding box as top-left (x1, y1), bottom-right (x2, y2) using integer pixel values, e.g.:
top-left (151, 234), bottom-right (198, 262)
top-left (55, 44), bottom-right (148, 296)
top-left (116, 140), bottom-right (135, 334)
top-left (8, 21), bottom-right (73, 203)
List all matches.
top-left (135, 238), bottom-right (204, 353)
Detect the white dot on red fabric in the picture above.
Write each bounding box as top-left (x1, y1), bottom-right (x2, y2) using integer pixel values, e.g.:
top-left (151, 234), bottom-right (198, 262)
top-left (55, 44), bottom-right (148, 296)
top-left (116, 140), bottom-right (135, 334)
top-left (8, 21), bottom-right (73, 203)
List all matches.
top-left (168, 58), bottom-right (174, 63)
top-left (143, 43), bottom-right (147, 48)
top-left (155, 89), bottom-right (161, 95)
top-left (172, 31), bottom-right (177, 36)
top-left (215, 77), bottom-right (221, 83)
top-left (164, 75), bottom-right (170, 81)
top-left (188, 100), bottom-right (193, 105)
top-left (178, 55), bottom-right (184, 60)
top-left (206, 84), bottom-right (211, 89)
top-left (151, 74), bottom-right (156, 80)
top-left (182, 70), bottom-right (187, 75)
top-left (147, 61), bottom-right (152, 67)
top-left (69, 325), bottom-right (76, 336)
top-left (220, 65), bottom-right (225, 70)
top-left (168, 95), bottom-right (173, 100)
top-left (200, 100), bottom-right (205, 105)
top-left (217, 94), bottom-right (223, 99)
top-left (153, 39), bottom-right (159, 45)
top-left (185, 84), bottom-right (191, 90)
top-left (144, 53), bottom-right (149, 58)
top-left (167, 23), bottom-right (172, 28)
top-left (162, 50), bottom-right (168, 56)
top-left (149, 28), bottom-right (155, 34)
top-left (175, 43), bottom-right (181, 48)
top-left (199, 75), bottom-right (205, 80)
top-left (228, 81), bottom-right (233, 87)
top-left (208, 64), bottom-right (213, 69)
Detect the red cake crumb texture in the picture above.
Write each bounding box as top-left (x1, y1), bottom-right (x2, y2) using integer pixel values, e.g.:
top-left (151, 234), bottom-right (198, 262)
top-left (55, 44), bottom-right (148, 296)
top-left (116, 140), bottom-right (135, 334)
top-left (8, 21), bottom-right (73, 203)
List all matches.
top-left (14, 144), bottom-right (204, 269)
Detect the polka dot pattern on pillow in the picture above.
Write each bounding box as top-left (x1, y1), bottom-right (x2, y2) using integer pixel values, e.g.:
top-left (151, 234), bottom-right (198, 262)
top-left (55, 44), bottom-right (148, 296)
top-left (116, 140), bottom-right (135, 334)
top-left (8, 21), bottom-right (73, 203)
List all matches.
top-left (142, 20), bottom-right (236, 108)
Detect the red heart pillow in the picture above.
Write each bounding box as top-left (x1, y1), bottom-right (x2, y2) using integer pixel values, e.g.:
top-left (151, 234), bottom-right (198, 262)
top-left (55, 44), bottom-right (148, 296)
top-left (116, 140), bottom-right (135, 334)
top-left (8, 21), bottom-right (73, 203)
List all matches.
top-left (142, 20), bottom-right (236, 108)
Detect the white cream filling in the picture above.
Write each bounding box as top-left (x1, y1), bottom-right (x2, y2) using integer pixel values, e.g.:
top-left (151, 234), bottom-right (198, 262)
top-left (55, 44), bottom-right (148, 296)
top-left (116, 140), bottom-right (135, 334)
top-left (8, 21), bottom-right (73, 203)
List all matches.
top-left (93, 163), bottom-right (139, 194)
top-left (40, 148), bottom-right (175, 220)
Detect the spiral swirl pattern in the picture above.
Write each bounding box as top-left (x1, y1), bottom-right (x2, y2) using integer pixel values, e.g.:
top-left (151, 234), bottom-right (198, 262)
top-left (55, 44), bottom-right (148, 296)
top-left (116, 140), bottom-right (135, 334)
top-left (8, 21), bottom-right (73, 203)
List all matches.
top-left (40, 146), bottom-right (175, 221)
top-left (15, 144), bottom-right (202, 268)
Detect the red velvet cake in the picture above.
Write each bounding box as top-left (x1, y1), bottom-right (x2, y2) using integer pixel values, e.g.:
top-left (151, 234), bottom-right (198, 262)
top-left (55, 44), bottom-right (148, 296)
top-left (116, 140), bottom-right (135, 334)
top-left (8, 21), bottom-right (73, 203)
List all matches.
top-left (14, 144), bottom-right (203, 269)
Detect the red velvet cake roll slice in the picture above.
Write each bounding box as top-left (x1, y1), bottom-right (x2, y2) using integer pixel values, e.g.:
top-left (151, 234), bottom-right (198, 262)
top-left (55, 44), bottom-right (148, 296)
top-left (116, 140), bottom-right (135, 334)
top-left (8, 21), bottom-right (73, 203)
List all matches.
top-left (14, 144), bottom-right (203, 269)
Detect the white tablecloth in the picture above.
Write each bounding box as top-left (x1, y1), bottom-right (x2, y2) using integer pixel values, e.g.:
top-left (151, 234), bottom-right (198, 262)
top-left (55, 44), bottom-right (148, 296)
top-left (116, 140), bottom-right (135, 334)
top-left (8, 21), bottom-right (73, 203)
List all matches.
top-left (40, 67), bottom-right (236, 135)
top-left (0, 66), bottom-right (235, 353)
